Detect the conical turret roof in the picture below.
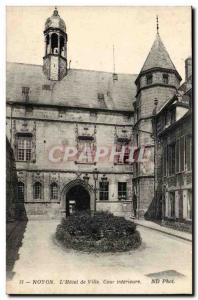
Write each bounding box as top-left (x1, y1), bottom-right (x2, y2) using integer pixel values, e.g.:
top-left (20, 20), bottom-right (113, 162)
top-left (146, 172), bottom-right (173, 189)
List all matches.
top-left (140, 34), bottom-right (180, 79)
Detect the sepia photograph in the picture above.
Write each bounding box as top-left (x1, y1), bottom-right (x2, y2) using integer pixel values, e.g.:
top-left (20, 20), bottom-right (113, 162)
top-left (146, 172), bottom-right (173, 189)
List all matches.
top-left (5, 6), bottom-right (192, 295)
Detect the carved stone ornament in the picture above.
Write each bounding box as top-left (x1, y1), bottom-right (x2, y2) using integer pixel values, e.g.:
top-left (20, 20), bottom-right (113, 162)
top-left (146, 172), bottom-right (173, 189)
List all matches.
top-left (32, 172), bottom-right (44, 185)
top-left (114, 126), bottom-right (132, 144)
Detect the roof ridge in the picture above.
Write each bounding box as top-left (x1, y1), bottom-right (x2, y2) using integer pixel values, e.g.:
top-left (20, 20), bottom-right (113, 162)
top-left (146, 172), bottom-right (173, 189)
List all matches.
top-left (6, 61), bottom-right (137, 76)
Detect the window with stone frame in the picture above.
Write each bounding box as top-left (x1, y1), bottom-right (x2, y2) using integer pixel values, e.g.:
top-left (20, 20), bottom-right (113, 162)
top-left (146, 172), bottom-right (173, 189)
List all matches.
top-left (118, 182), bottom-right (127, 200)
top-left (163, 73), bottom-right (169, 84)
top-left (77, 139), bottom-right (96, 164)
top-left (146, 74), bottom-right (153, 85)
top-left (168, 143), bottom-right (176, 175)
top-left (176, 139), bottom-right (180, 173)
top-left (185, 135), bottom-right (192, 171)
top-left (50, 182), bottom-right (58, 200)
top-left (16, 134), bottom-right (32, 161)
top-left (76, 125), bottom-right (96, 164)
top-left (33, 182), bottom-right (42, 200)
top-left (114, 127), bottom-right (131, 165)
top-left (179, 136), bottom-right (185, 172)
top-left (99, 181), bottom-right (109, 201)
top-left (163, 145), bottom-right (168, 177)
top-left (17, 182), bottom-right (25, 202)
top-left (115, 143), bottom-right (130, 164)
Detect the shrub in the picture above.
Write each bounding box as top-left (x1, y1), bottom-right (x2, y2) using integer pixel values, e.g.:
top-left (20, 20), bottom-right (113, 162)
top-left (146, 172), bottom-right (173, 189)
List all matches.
top-left (55, 211), bottom-right (141, 252)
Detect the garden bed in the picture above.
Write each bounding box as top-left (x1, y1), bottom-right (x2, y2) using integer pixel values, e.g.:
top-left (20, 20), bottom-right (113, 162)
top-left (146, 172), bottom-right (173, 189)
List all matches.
top-left (55, 211), bottom-right (141, 253)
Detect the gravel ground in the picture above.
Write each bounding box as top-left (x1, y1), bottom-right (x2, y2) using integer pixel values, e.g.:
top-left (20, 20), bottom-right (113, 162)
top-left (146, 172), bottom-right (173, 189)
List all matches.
top-left (6, 220), bottom-right (192, 295)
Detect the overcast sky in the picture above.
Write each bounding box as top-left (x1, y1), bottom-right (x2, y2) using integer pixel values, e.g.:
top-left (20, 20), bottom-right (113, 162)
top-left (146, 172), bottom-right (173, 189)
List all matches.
top-left (6, 6), bottom-right (191, 81)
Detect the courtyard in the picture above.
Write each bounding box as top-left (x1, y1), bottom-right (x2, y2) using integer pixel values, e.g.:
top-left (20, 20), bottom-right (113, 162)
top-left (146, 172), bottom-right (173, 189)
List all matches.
top-left (6, 219), bottom-right (192, 294)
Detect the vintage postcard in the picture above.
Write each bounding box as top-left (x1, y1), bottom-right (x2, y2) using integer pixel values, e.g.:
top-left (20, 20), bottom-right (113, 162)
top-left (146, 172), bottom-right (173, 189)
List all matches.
top-left (6, 6), bottom-right (193, 295)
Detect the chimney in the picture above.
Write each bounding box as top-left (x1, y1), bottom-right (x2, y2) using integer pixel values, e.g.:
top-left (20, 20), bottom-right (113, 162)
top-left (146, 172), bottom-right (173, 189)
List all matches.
top-left (185, 57), bottom-right (192, 82)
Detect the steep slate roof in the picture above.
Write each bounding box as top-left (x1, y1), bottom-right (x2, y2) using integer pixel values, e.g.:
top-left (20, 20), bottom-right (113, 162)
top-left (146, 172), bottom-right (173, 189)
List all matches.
top-left (6, 62), bottom-right (137, 112)
top-left (141, 34), bottom-right (177, 73)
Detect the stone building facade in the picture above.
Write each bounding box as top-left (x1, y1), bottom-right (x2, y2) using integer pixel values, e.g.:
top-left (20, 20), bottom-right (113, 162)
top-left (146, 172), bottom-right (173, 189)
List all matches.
top-left (132, 34), bottom-right (182, 218)
top-left (6, 8), bottom-right (192, 220)
top-left (154, 58), bottom-right (192, 228)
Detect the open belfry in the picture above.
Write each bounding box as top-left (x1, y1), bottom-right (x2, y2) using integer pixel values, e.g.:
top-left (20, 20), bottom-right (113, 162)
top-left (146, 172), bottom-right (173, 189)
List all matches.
top-left (6, 8), bottom-right (192, 226)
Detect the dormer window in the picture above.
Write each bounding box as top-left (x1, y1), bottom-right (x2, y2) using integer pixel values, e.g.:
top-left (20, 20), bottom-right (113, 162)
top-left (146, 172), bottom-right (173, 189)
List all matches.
top-left (113, 73), bottom-right (118, 81)
top-left (97, 93), bottom-right (107, 108)
top-left (163, 74), bottom-right (169, 84)
top-left (97, 93), bottom-right (104, 101)
top-left (146, 74), bottom-right (153, 85)
top-left (22, 87), bottom-right (30, 101)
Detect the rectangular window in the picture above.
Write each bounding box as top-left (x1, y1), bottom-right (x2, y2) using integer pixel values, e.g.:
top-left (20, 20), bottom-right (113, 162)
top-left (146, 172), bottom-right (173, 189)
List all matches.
top-left (176, 139), bottom-right (180, 173)
top-left (115, 143), bottom-right (130, 164)
top-left (17, 182), bottom-right (24, 202)
top-left (33, 183), bottom-right (42, 199)
top-left (163, 74), bottom-right (169, 84)
top-left (77, 140), bottom-right (95, 163)
top-left (97, 93), bottom-right (104, 100)
top-left (187, 190), bottom-right (192, 220)
top-left (171, 143), bottom-right (176, 175)
top-left (22, 86), bottom-right (30, 101)
top-left (146, 74), bottom-right (153, 85)
top-left (99, 181), bottom-right (109, 200)
top-left (118, 182), bottom-right (127, 200)
top-left (180, 136), bottom-right (185, 172)
top-left (17, 135), bottom-right (32, 161)
top-left (163, 145), bottom-right (167, 177)
top-left (169, 192), bottom-right (175, 218)
top-left (185, 135), bottom-right (192, 171)
top-left (22, 86), bottom-right (30, 94)
top-left (168, 143), bottom-right (175, 175)
top-left (50, 183), bottom-right (58, 200)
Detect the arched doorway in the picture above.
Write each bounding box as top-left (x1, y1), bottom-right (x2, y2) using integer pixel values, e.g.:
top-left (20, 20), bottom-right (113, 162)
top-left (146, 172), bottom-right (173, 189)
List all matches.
top-left (66, 184), bottom-right (90, 216)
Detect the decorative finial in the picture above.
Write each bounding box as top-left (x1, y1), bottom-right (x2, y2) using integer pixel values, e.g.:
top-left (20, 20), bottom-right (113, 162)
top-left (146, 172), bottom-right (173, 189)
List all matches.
top-left (112, 44), bottom-right (118, 81)
top-left (53, 6), bottom-right (59, 16)
top-left (156, 15), bottom-right (159, 34)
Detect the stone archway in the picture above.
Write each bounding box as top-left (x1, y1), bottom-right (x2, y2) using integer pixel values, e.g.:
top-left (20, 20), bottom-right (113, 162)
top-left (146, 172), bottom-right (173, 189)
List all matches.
top-left (60, 179), bottom-right (94, 216)
top-left (66, 185), bottom-right (90, 216)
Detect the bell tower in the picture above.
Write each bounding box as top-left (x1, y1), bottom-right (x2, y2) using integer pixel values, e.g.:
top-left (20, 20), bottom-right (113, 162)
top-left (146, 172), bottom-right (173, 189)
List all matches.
top-left (43, 7), bottom-right (67, 81)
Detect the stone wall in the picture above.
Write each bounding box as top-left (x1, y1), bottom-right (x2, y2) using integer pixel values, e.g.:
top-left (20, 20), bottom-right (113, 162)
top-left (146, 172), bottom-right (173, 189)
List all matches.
top-left (6, 138), bottom-right (17, 221)
top-left (156, 109), bottom-right (192, 223)
top-left (6, 105), bottom-right (134, 218)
